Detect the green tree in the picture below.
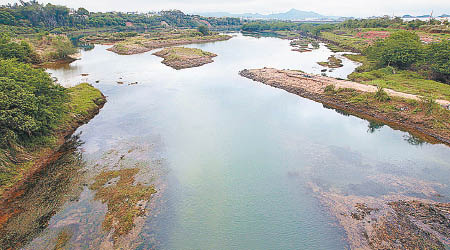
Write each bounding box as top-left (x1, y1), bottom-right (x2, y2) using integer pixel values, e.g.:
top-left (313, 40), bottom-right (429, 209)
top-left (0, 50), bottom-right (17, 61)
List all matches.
top-left (197, 25), bottom-right (210, 35)
top-left (0, 59), bottom-right (67, 145)
top-left (77, 7), bottom-right (89, 16)
top-left (49, 35), bottom-right (78, 59)
top-left (425, 40), bottom-right (450, 83)
top-left (366, 31), bottom-right (423, 69)
top-left (0, 33), bottom-right (38, 63)
top-left (0, 10), bottom-right (16, 25)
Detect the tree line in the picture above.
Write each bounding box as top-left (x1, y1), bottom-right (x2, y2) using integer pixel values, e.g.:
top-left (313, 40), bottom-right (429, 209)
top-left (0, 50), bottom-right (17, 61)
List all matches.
top-left (0, 0), bottom-right (243, 33)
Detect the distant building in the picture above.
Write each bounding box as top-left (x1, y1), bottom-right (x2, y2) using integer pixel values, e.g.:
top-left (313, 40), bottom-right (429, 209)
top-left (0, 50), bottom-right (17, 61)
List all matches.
top-left (125, 22), bottom-right (134, 27)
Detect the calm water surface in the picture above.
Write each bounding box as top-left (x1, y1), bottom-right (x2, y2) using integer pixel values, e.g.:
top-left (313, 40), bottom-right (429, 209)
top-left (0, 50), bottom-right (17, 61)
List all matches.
top-left (15, 34), bottom-right (450, 249)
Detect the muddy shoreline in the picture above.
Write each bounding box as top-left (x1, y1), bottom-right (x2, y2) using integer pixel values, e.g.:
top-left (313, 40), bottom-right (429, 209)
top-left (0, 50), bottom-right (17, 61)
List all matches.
top-left (239, 68), bottom-right (450, 146)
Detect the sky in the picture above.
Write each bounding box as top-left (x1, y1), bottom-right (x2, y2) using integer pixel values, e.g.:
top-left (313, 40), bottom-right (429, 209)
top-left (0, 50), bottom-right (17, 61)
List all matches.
top-left (1, 0), bottom-right (449, 17)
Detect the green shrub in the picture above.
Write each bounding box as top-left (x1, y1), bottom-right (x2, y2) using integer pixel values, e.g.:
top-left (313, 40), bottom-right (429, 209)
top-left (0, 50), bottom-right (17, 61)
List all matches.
top-left (366, 31), bottom-right (423, 69)
top-left (324, 84), bottom-right (336, 94)
top-left (0, 59), bottom-right (68, 146)
top-left (49, 35), bottom-right (78, 60)
top-left (424, 40), bottom-right (450, 83)
top-left (374, 87), bottom-right (390, 102)
top-left (197, 25), bottom-right (210, 36)
top-left (0, 33), bottom-right (38, 63)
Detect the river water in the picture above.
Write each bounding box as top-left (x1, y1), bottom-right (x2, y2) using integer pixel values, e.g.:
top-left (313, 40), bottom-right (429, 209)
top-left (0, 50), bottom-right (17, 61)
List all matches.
top-left (6, 34), bottom-right (450, 249)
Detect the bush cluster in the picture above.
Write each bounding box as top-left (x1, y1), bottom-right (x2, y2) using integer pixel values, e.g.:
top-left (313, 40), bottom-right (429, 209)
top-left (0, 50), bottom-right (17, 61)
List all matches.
top-left (0, 59), bottom-right (67, 146)
top-left (366, 31), bottom-right (450, 83)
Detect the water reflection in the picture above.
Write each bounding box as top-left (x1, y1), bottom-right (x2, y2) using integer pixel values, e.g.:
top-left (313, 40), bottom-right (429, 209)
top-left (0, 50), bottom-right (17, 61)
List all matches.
top-left (403, 134), bottom-right (426, 146)
top-left (0, 135), bottom-right (86, 249)
top-left (367, 121), bottom-right (385, 133)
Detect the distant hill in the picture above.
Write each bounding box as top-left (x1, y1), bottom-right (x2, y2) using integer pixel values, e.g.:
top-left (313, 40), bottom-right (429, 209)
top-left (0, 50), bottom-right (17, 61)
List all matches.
top-left (196, 8), bottom-right (341, 20)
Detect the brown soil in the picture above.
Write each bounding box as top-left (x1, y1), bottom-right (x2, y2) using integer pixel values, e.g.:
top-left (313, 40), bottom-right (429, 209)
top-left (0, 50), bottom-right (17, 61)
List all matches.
top-left (239, 68), bottom-right (450, 145)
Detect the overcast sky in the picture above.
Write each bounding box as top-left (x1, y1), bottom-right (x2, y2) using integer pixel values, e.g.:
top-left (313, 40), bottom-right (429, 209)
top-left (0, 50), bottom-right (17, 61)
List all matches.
top-left (1, 0), bottom-right (449, 17)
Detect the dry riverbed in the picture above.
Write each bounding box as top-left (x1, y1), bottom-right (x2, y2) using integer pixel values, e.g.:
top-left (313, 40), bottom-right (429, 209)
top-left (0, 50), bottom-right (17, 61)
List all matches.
top-left (153, 47), bottom-right (217, 69)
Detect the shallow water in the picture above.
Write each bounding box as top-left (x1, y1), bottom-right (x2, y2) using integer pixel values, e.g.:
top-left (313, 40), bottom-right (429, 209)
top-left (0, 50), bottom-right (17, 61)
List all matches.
top-left (7, 34), bottom-right (450, 249)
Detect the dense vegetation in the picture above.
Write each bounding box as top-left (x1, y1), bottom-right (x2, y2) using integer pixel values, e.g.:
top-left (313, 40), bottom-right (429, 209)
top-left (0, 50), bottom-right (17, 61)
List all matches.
top-left (0, 1), bottom-right (243, 34)
top-left (366, 31), bottom-right (450, 83)
top-left (0, 59), bottom-right (67, 147)
top-left (0, 32), bottom-right (77, 63)
top-left (339, 16), bottom-right (449, 32)
top-left (0, 33), bottom-right (38, 63)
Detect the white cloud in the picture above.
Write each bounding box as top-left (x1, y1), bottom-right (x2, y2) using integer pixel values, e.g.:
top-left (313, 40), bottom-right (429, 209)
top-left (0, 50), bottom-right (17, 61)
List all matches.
top-left (1, 0), bottom-right (449, 17)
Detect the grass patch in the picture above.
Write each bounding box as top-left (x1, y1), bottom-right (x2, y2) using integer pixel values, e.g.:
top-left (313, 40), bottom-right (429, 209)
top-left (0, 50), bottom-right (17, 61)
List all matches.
top-left (332, 86), bottom-right (450, 132)
top-left (349, 68), bottom-right (450, 101)
top-left (67, 83), bottom-right (105, 117)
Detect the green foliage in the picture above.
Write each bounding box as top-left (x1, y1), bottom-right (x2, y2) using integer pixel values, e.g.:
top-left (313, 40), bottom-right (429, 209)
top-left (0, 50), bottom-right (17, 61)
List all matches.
top-left (0, 9), bottom-right (16, 25)
top-left (424, 40), bottom-right (450, 82)
top-left (1, 2), bottom-right (243, 31)
top-left (197, 25), bottom-right (210, 35)
top-left (242, 21), bottom-right (299, 32)
top-left (48, 35), bottom-right (78, 59)
top-left (76, 7), bottom-right (89, 16)
top-left (366, 31), bottom-right (423, 69)
top-left (420, 97), bottom-right (439, 115)
top-left (374, 87), bottom-right (390, 102)
top-left (68, 83), bottom-right (105, 117)
top-left (0, 59), bottom-right (68, 146)
top-left (324, 84), bottom-right (336, 94)
top-left (340, 16), bottom-right (403, 29)
top-left (349, 67), bottom-right (450, 101)
top-left (0, 33), bottom-right (38, 63)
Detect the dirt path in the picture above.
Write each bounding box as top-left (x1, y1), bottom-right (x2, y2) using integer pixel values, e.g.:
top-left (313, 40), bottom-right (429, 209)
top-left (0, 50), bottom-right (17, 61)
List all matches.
top-left (247, 68), bottom-right (450, 107)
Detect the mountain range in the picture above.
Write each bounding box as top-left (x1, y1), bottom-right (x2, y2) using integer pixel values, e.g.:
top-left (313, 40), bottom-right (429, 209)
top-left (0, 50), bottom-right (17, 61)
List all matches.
top-left (195, 8), bottom-right (342, 20)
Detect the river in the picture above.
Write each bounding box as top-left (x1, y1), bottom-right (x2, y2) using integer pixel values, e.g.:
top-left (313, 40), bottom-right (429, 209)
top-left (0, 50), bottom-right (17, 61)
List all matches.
top-left (6, 33), bottom-right (450, 249)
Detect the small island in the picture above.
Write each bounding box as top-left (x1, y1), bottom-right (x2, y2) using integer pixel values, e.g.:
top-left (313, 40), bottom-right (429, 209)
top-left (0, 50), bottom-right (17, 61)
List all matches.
top-left (317, 55), bottom-right (343, 68)
top-left (153, 47), bottom-right (217, 70)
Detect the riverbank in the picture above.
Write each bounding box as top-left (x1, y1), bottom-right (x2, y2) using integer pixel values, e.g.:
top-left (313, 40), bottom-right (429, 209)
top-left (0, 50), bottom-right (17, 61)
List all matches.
top-left (153, 47), bottom-right (217, 69)
top-left (106, 29), bottom-right (231, 55)
top-left (0, 83), bottom-right (106, 201)
top-left (239, 68), bottom-right (450, 145)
